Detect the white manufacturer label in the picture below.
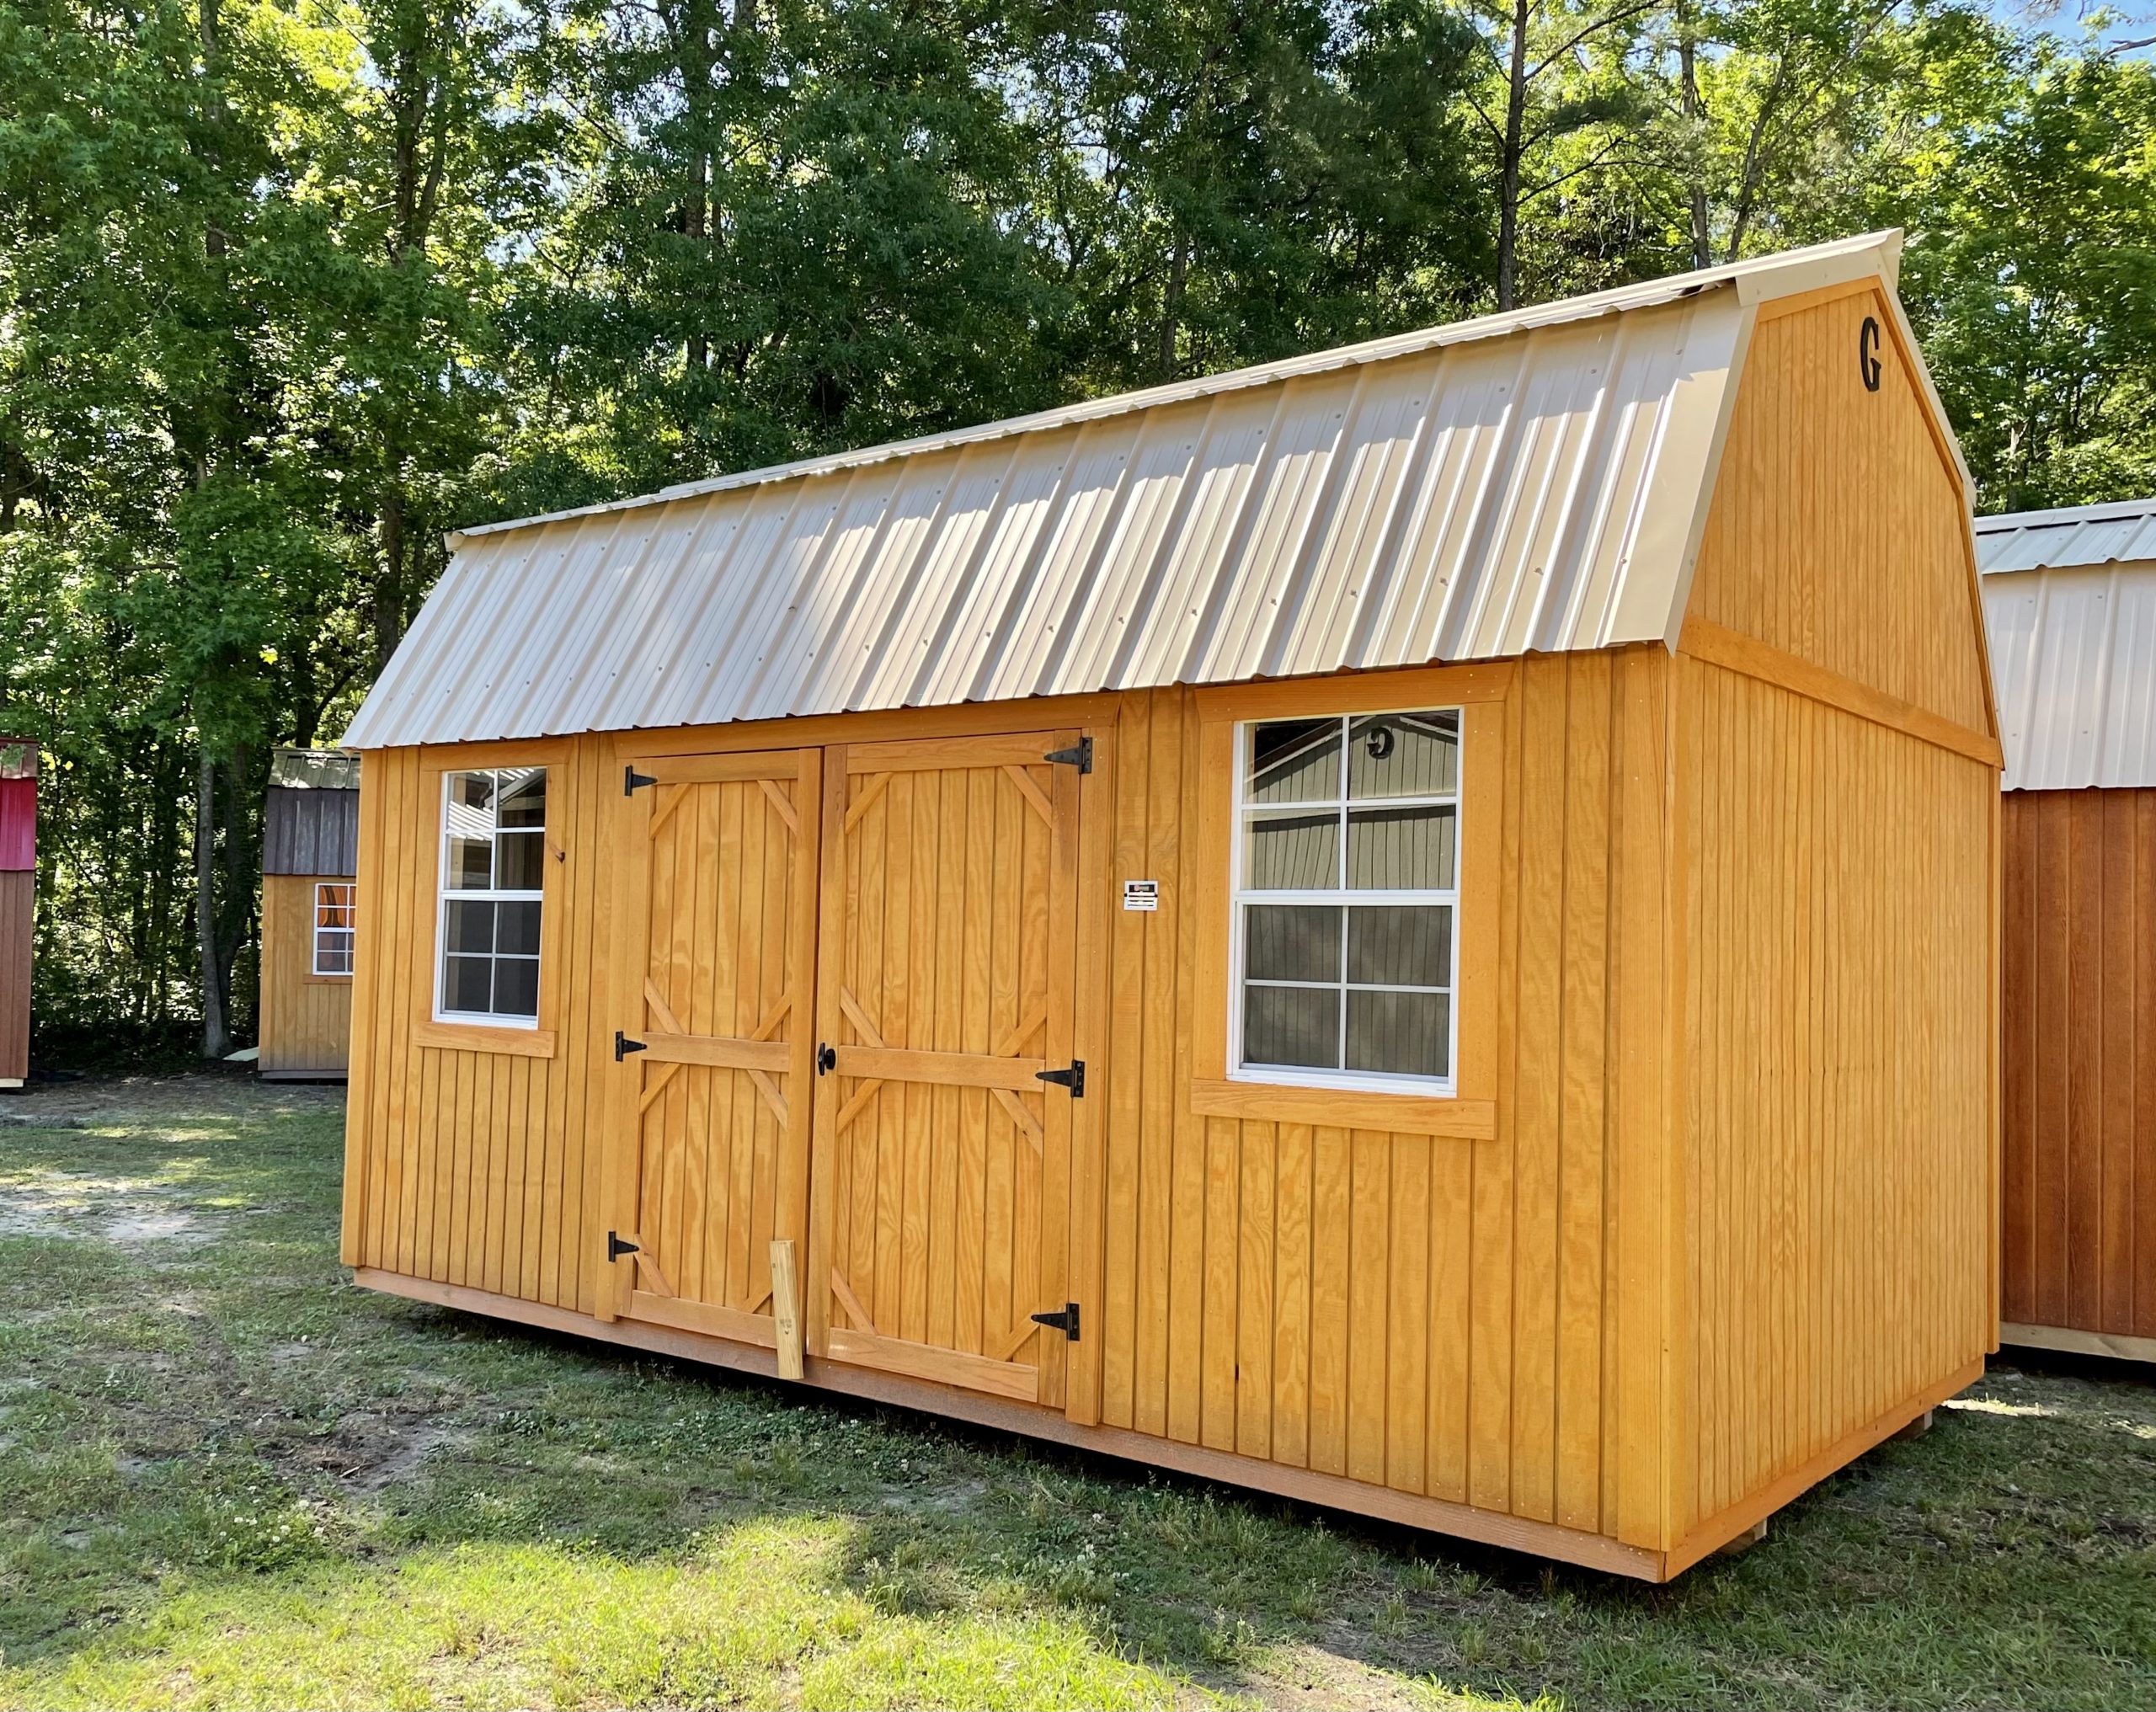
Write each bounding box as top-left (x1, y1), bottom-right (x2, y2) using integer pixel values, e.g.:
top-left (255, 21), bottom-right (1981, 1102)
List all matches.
top-left (1123, 879), bottom-right (1160, 912)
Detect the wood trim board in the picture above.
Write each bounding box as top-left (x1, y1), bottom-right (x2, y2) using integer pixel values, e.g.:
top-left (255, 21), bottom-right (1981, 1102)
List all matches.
top-left (352, 1265), bottom-right (1668, 1579)
top-left (2000, 1322), bottom-right (2156, 1366)
top-left (1678, 616), bottom-right (2001, 768)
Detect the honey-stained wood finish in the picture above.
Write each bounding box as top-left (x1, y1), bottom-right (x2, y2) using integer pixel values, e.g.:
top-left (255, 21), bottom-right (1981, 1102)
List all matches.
top-left (341, 282), bottom-right (1999, 1576)
top-left (1091, 656), bottom-right (1672, 1552)
top-left (259, 872), bottom-right (353, 1077)
top-left (1688, 284), bottom-right (1992, 734)
top-left (809, 732), bottom-right (1080, 1406)
top-left (2000, 788), bottom-right (2156, 1344)
top-left (1672, 658), bottom-right (1996, 1548)
top-left (606, 749), bottom-right (821, 1346)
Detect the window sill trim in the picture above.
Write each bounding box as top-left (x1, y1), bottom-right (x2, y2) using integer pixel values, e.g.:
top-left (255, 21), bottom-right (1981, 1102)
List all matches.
top-left (1190, 1077), bottom-right (1495, 1139)
top-left (413, 1019), bottom-right (557, 1059)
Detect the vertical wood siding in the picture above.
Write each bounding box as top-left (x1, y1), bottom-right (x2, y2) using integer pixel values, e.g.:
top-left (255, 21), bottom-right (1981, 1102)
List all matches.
top-left (1676, 659), bottom-right (1994, 1534)
top-left (342, 740), bottom-right (617, 1316)
top-left (259, 873), bottom-right (355, 1075)
top-left (1689, 288), bottom-right (1990, 733)
top-left (1094, 656), bottom-right (1672, 1550)
top-left (2001, 788), bottom-right (2156, 1339)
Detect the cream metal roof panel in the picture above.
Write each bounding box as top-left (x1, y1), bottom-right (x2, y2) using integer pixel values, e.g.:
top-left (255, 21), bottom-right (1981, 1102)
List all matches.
top-left (1978, 499), bottom-right (2156, 789)
top-left (344, 233), bottom-right (1920, 751)
top-left (1975, 498), bottom-right (2156, 573)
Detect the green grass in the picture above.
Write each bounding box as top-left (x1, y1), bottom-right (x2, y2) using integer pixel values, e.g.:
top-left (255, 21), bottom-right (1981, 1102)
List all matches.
top-left (1, 1083), bottom-right (2153, 1709)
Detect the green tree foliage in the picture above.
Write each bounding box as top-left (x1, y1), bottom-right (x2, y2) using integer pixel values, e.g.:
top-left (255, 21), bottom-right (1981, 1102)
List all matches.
top-left (0, 0), bottom-right (2152, 1059)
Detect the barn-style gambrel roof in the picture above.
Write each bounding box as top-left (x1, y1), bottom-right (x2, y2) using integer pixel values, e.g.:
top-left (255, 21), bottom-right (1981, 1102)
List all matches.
top-left (344, 232), bottom-right (1947, 749)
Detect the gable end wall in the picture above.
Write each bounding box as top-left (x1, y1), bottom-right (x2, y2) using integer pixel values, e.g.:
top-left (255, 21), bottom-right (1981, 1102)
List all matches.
top-left (1667, 284), bottom-right (2000, 1561)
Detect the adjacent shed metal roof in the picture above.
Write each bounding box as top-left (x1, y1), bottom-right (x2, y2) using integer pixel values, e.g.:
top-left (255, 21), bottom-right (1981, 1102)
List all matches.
top-left (344, 232), bottom-right (1927, 750)
top-left (1979, 499), bottom-right (2156, 790)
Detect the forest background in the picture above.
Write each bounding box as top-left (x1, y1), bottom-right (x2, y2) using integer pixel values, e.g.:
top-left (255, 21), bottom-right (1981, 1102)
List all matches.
top-left (0, 0), bottom-right (2150, 1060)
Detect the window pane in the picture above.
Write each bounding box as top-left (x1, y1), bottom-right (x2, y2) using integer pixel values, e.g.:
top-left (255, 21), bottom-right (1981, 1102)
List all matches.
top-left (445, 899), bottom-right (496, 955)
top-left (1347, 905), bottom-right (1452, 988)
top-left (315, 932), bottom-right (353, 975)
top-left (447, 835), bottom-right (493, 890)
top-left (446, 771), bottom-right (494, 817)
top-left (1247, 719), bottom-right (1342, 803)
top-left (1347, 803), bottom-right (1456, 890)
top-left (1245, 904), bottom-right (1342, 984)
top-left (1348, 711), bottom-right (1459, 799)
top-left (497, 899), bottom-right (542, 957)
top-left (1245, 809), bottom-right (1338, 891)
top-left (1347, 989), bottom-right (1450, 1079)
top-left (444, 955), bottom-right (493, 1014)
top-left (497, 767), bottom-right (547, 828)
top-left (1244, 984), bottom-right (1340, 1069)
top-left (494, 957), bottom-right (540, 1018)
top-left (495, 829), bottom-right (546, 891)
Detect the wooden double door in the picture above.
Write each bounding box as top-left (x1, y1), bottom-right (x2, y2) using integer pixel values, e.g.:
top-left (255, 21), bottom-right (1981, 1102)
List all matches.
top-left (604, 730), bottom-right (1084, 1410)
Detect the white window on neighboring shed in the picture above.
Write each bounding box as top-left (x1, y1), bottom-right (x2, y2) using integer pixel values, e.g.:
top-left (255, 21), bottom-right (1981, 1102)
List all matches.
top-left (435, 768), bottom-right (546, 1025)
top-left (1230, 710), bottom-right (1460, 1092)
top-left (312, 883), bottom-right (355, 977)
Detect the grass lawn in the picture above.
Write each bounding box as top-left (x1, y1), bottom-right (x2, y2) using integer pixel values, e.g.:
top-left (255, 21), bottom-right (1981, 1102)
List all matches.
top-left (0, 1079), bottom-right (2153, 1710)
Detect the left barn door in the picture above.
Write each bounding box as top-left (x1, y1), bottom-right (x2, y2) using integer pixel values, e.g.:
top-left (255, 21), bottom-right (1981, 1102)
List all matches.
top-left (604, 749), bottom-right (822, 1352)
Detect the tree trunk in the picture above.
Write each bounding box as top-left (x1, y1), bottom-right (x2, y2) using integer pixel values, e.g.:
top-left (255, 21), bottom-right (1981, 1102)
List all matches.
top-left (195, 752), bottom-right (230, 1059)
top-left (1497, 0), bottom-right (1531, 311)
top-left (1676, 0), bottom-right (1711, 269)
top-left (375, 483), bottom-right (405, 669)
top-left (1157, 232), bottom-right (1187, 381)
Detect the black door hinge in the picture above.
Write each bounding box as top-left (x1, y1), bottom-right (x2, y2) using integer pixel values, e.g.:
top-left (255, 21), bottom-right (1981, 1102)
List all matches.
top-left (1042, 737), bottom-right (1092, 774)
top-left (1036, 1059), bottom-right (1085, 1097)
top-left (607, 1231), bottom-right (640, 1262)
top-left (816, 1043), bottom-right (837, 1075)
top-left (1031, 1302), bottom-right (1081, 1341)
top-left (624, 765), bottom-right (657, 796)
top-left (615, 1031), bottom-right (647, 1060)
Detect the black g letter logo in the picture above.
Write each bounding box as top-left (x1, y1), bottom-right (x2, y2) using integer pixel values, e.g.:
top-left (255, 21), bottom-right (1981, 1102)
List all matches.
top-left (1859, 316), bottom-right (1882, 392)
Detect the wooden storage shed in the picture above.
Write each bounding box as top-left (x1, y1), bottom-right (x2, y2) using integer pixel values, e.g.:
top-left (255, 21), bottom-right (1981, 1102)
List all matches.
top-left (0, 737), bottom-right (33, 1088)
top-left (1981, 498), bottom-right (2156, 1363)
top-left (339, 231), bottom-right (2000, 1580)
top-left (259, 748), bottom-right (360, 1080)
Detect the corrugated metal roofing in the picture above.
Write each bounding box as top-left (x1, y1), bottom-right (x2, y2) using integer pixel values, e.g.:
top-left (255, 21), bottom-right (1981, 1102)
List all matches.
top-left (1975, 497), bottom-right (2156, 574)
top-left (344, 232), bottom-right (1924, 750)
top-left (269, 748), bottom-right (360, 791)
top-left (1979, 499), bottom-right (2156, 791)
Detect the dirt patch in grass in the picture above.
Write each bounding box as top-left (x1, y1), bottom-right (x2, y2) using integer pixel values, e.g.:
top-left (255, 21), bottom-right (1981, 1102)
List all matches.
top-left (3, 1082), bottom-right (2156, 1710)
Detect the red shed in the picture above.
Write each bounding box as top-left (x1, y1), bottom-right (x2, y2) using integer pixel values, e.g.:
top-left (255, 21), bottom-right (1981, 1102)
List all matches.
top-left (0, 739), bottom-right (34, 1086)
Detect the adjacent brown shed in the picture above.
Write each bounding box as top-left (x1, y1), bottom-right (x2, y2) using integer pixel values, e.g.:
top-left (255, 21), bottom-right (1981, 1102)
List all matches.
top-left (0, 738), bottom-right (33, 1087)
top-left (336, 232), bottom-right (2000, 1579)
top-left (1981, 499), bottom-right (2156, 1363)
top-left (259, 749), bottom-right (360, 1080)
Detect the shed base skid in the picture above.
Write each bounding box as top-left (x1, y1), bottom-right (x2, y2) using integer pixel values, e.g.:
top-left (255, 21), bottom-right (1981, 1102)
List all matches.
top-left (2000, 1322), bottom-right (2156, 1366)
top-left (354, 1267), bottom-right (1979, 1582)
top-left (258, 1069), bottom-right (350, 1083)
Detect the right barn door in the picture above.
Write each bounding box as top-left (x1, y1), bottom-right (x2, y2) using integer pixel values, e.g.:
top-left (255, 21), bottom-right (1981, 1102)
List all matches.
top-left (809, 731), bottom-right (1083, 1407)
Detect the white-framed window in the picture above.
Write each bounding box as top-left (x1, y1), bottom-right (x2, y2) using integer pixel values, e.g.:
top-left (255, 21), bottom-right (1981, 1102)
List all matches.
top-left (1230, 709), bottom-right (1460, 1093)
top-left (312, 883), bottom-right (356, 977)
top-left (435, 767), bottom-right (547, 1026)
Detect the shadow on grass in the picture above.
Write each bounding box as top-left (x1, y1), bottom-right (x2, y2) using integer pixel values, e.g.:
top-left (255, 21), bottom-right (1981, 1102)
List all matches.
top-left (5, 1101), bottom-right (2156, 1709)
